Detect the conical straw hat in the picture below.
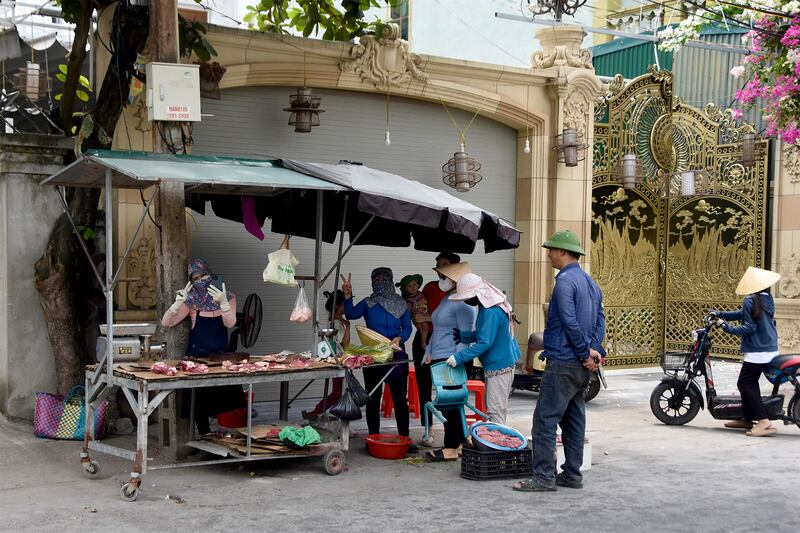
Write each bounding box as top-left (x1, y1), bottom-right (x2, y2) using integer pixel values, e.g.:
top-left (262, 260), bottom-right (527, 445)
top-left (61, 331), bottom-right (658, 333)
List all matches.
top-left (434, 262), bottom-right (471, 282)
top-left (735, 267), bottom-right (781, 296)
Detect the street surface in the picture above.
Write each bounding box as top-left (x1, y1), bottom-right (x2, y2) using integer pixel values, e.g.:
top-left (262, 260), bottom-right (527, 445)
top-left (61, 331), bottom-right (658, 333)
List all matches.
top-left (1, 361), bottom-right (797, 532)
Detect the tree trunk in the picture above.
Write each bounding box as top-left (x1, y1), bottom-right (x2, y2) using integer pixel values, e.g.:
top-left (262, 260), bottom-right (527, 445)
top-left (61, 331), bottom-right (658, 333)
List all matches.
top-left (34, 3), bottom-right (149, 394)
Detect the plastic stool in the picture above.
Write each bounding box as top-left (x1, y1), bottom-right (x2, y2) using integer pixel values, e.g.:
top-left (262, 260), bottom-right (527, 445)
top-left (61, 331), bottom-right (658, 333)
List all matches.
top-left (380, 367), bottom-right (420, 419)
top-left (217, 391), bottom-right (254, 428)
top-left (381, 383), bottom-right (393, 418)
top-left (408, 367), bottom-right (420, 419)
top-left (465, 380), bottom-right (486, 426)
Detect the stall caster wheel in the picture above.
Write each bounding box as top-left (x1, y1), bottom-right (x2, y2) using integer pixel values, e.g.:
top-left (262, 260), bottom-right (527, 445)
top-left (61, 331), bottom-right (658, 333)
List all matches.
top-left (83, 460), bottom-right (100, 478)
top-left (120, 483), bottom-right (140, 502)
top-left (323, 450), bottom-right (345, 476)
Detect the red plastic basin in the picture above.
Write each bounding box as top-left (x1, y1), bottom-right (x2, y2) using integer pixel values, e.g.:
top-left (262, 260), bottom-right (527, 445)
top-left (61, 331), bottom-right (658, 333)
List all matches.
top-left (365, 433), bottom-right (411, 460)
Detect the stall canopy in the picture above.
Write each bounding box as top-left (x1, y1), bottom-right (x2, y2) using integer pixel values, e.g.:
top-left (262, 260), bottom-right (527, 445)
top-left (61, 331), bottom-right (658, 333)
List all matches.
top-left (42, 149), bottom-right (520, 253)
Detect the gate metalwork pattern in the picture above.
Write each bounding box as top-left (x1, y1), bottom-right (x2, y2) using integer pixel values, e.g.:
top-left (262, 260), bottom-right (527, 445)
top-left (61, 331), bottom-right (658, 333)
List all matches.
top-left (592, 68), bottom-right (769, 368)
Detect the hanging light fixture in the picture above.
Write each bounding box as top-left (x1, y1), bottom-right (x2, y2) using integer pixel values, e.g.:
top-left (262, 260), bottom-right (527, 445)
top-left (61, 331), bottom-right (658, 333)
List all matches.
top-left (284, 86), bottom-right (324, 133)
top-left (617, 153), bottom-right (644, 189)
top-left (284, 52), bottom-right (324, 133)
top-left (552, 127), bottom-right (588, 167)
top-left (661, 169), bottom-right (713, 198)
top-left (523, 84), bottom-right (531, 154)
top-left (442, 140), bottom-right (482, 192)
top-left (740, 132), bottom-right (764, 168)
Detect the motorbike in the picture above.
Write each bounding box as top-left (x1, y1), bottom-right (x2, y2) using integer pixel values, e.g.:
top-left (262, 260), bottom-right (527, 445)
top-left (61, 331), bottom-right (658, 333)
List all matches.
top-left (511, 332), bottom-right (603, 403)
top-left (650, 315), bottom-right (800, 427)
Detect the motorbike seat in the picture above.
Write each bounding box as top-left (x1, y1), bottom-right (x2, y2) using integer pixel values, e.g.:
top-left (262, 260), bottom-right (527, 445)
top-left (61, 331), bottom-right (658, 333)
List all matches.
top-left (768, 354), bottom-right (800, 372)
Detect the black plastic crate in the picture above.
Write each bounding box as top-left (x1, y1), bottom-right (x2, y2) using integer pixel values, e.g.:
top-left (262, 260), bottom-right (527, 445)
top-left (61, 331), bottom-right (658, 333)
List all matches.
top-left (460, 445), bottom-right (533, 481)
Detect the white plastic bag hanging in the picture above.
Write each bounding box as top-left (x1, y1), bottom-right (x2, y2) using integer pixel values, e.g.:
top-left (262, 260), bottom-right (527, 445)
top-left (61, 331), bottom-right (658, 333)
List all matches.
top-left (290, 285), bottom-right (313, 323)
top-left (263, 235), bottom-right (299, 286)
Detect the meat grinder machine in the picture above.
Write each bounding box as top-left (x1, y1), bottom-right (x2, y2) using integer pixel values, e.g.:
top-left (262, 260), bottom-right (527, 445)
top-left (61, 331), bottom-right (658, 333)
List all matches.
top-left (96, 323), bottom-right (165, 363)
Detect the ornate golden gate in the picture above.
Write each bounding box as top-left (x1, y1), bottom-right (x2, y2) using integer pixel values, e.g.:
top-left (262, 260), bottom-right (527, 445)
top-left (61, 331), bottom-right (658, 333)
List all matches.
top-left (592, 68), bottom-right (769, 368)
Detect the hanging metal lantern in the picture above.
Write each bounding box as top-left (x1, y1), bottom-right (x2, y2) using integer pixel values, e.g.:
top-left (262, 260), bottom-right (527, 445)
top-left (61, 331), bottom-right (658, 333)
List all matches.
top-left (661, 168), bottom-right (713, 198)
top-left (442, 142), bottom-right (482, 192)
top-left (284, 87), bottom-right (324, 133)
top-left (740, 132), bottom-right (765, 168)
top-left (552, 127), bottom-right (588, 167)
top-left (616, 153), bottom-right (644, 189)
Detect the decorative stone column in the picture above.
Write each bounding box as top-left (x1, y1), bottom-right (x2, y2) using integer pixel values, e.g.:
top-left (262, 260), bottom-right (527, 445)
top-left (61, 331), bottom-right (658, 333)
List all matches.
top-left (772, 143), bottom-right (800, 354)
top-left (519, 26), bottom-right (604, 344)
top-left (0, 134), bottom-right (73, 420)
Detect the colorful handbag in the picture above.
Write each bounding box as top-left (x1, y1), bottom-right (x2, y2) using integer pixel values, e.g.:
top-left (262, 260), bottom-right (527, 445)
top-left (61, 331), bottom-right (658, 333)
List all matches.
top-left (33, 385), bottom-right (109, 440)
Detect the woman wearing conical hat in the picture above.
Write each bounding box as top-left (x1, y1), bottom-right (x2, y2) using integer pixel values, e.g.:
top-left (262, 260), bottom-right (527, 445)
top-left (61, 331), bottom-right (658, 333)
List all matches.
top-left (712, 267), bottom-right (781, 437)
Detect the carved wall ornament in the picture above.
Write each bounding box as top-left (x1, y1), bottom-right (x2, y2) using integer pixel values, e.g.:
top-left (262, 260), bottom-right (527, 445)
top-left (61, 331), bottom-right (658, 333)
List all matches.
top-left (339, 23), bottom-right (429, 90)
top-left (564, 90), bottom-right (591, 136)
top-left (779, 253), bottom-right (800, 299)
top-left (777, 319), bottom-right (800, 350)
top-left (532, 45), bottom-right (593, 70)
top-left (784, 144), bottom-right (800, 183)
top-left (126, 236), bottom-right (157, 309)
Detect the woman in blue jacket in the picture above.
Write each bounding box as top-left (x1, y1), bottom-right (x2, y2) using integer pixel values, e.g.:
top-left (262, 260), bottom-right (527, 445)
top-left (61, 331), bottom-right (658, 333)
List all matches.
top-left (713, 267), bottom-right (781, 437)
top-left (342, 268), bottom-right (414, 449)
top-left (448, 273), bottom-right (520, 424)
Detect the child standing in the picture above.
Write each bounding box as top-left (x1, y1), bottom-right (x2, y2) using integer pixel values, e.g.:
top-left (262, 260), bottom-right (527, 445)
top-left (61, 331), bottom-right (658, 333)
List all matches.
top-left (398, 275), bottom-right (432, 351)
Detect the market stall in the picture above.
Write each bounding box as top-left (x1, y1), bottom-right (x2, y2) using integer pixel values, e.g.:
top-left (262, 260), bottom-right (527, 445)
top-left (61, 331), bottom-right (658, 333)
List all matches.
top-left (41, 149), bottom-right (520, 502)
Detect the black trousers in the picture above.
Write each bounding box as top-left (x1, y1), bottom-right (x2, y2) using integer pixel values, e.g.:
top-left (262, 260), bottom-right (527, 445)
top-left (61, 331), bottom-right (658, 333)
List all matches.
top-left (412, 330), bottom-right (433, 425)
top-left (737, 361), bottom-right (769, 421)
top-left (441, 406), bottom-right (467, 449)
top-left (363, 364), bottom-right (409, 436)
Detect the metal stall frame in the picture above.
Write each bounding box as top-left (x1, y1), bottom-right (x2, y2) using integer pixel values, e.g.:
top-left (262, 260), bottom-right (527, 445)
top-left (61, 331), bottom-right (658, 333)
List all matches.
top-left (45, 152), bottom-right (357, 501)
top-left (43, 149), bottom-right (521, 502)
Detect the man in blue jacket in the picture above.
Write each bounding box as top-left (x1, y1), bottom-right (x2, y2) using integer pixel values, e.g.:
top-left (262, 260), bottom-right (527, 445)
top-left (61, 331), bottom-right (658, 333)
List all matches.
top-left (514, 230), bottom-right (605, 492)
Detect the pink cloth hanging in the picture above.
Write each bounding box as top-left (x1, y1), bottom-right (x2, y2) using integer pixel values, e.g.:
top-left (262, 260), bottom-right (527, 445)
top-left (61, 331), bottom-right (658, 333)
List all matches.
top-left (241, 196), bottom-right (265, 241)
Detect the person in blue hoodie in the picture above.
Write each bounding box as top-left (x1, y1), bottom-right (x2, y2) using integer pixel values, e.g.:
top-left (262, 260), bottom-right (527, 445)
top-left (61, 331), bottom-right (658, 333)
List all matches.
top-left (447, 272), bottom-right (520, 424)
top-left (712, 266), bottom-right (782, 437)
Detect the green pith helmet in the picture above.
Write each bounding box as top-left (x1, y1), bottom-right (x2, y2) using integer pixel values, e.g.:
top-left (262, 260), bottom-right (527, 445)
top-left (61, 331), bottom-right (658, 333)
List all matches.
top-left (542, 230), bottom-right (585, 256)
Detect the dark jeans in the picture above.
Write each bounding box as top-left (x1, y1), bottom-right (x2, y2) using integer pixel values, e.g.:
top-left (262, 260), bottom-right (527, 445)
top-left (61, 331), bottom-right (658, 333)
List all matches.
top-left (531, 360), bottom-right (590, 484)
top-left (363, 364), bottom-right (409, 436)
top-left (738, 361), bottom-right (770, 421)
top-left (412, 330), bottom-right (432, 425)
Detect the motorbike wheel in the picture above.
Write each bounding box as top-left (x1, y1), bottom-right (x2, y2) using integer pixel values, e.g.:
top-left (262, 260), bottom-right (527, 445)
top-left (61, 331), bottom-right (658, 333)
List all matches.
top-left (650, 381), bottom-right (700, 425)
top-left (584, 378), bottom-right (601, 403)
top-left (790, 393), bottom-right (800, 430)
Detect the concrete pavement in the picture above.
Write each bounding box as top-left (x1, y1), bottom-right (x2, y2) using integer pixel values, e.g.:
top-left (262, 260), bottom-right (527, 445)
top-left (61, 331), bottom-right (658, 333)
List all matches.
top-left (1, 360), bottom-right (798, 532)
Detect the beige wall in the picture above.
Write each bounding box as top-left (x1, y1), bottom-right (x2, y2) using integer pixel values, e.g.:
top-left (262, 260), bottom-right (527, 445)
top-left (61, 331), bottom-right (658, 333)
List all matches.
top-left (772, 143), bottom-right (800, 354)
top-left (107, 22), bottom-right (604, 352)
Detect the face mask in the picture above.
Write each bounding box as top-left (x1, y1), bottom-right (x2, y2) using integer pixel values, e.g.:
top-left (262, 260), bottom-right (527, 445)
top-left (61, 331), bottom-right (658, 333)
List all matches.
top-left (438, 278), bottom-right (455, 292)
top-left (193, 277), bottom-right (212, 291)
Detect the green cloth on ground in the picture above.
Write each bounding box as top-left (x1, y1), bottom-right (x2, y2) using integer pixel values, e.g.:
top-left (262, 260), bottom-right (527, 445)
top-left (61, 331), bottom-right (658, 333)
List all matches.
top-left (279, 425), bottom-right (322, 448)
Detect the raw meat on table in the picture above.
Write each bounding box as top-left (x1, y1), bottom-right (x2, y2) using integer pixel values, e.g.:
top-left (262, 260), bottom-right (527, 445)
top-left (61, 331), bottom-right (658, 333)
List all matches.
top-left (150, 362), bottom-right (178, 376)
top-left (178, 360), bottom-right (209, 374)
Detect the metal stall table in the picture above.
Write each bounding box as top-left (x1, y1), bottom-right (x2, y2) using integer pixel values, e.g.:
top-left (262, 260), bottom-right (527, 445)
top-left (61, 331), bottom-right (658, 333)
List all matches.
top-left (83, 363), bottom-right (347, 501)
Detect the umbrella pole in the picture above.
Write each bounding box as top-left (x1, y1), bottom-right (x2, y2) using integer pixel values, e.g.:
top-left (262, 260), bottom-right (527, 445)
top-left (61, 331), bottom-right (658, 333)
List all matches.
top-left (319, 214), bottom-right (375, 285)
top-left (312, 190), bottom-right (323, 356)
top-left (329, 195), bottom-right (349, 329)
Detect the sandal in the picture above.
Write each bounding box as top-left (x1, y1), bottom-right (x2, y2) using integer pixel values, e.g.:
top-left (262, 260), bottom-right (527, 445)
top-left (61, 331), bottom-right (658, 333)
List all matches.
top-left (746, 426), bottom-right (777, 437)
top-left (512, 478), bottom-right (556, 492)
top-left (724, 420), bottom-right (753, 430)
top-left (425, 449), bottom-right (457, 462)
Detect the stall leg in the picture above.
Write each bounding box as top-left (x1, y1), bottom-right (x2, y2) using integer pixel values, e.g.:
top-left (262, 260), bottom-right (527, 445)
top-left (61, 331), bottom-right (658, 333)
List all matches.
top-left (279, 382), bottom-right (289, 420)
top-left (80, 373), bottom-right (99, 478)
top-left (121, 384), bottom-right (148, 502)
